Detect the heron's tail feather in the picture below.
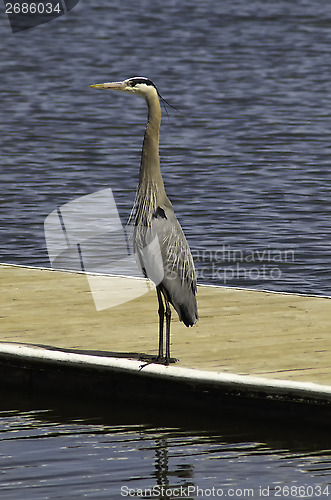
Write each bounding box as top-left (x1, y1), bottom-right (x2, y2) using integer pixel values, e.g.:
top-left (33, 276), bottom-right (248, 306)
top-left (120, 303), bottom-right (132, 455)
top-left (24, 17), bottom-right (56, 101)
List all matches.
top-left (174, 298), bottom-right (198, 327)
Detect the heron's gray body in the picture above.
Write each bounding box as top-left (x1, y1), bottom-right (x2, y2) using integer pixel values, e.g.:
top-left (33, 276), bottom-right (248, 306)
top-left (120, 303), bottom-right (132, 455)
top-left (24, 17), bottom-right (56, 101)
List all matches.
top-left (134, 198), bottom-right (198, 327)
top-left (91, 76), bottom-right (198, 363)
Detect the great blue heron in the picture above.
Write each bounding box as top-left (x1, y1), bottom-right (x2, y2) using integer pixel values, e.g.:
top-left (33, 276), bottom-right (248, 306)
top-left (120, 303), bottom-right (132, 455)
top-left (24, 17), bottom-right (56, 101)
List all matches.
top-left (90, 77), bottom-right (198, 364)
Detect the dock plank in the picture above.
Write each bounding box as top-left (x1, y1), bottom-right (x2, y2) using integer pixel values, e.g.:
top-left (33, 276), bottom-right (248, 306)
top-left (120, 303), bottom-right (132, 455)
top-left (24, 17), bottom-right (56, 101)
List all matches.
top-left (1, 264), bottom-right (330, 383)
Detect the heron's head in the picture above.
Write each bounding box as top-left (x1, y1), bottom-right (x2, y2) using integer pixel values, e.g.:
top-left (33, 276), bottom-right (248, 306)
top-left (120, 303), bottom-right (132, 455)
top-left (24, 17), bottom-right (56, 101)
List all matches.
top-left (90, 77), bottom-right (158, 99)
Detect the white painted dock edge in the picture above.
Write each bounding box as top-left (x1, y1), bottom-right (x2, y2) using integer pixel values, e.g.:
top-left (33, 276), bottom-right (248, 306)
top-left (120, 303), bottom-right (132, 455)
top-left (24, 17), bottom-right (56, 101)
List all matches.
top-left (1, 343), bottom-right (331, 405)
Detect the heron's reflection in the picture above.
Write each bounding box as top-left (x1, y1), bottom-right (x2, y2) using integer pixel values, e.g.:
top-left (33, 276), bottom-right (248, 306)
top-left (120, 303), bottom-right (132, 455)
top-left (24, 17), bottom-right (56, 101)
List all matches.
top-left (153, 436), bottom-right (195, 499)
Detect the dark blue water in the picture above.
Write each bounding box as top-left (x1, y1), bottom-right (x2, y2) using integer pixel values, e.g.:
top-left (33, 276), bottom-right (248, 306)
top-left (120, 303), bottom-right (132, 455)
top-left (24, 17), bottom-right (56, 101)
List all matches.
top-left (1, 0), bottom-right (331, 294)
top-left (1, 393), bottom-right (331, 500)
top-left (1, 0), bottom-right (331, 497)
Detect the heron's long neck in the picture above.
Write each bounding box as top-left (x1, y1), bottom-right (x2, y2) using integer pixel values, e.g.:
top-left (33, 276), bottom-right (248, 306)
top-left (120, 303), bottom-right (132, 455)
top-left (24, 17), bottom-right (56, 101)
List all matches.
top-left (137, 92), bottom-right (166, 203)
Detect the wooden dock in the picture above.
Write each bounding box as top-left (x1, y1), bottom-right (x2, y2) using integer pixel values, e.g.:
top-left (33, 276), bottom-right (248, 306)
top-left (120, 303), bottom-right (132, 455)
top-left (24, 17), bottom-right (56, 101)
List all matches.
top-left (1, 263), bottom-right (331, 423)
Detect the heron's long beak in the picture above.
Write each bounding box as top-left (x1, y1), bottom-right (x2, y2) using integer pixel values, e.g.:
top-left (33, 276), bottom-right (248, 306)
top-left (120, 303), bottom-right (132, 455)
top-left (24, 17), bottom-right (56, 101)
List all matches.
top-left (90, 81), bottom-right (127, 90)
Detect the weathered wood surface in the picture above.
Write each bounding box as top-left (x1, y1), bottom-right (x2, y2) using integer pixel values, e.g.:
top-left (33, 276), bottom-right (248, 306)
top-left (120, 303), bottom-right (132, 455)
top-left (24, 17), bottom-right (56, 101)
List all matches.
top-left (1, 264), bottom-right (330, 383)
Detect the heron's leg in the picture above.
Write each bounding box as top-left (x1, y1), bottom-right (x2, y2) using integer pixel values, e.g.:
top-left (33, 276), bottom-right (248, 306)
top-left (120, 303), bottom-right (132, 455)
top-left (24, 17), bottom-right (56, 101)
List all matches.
top-left (165, 298), bottom-right (171, 365)
top-left (156, 287), bottom-right (164, 360)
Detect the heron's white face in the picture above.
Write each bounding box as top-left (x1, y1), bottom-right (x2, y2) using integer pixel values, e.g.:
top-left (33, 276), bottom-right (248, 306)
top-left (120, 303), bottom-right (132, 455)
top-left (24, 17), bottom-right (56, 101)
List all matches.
top-left (90, 77), bottom-right (158, 99)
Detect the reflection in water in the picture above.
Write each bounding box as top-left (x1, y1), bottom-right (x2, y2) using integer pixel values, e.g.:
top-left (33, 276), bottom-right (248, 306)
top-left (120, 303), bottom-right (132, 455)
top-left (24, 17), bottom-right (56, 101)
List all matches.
top-left (1, 390), bottom-right (331, 499)
top-left (153, 438), bottom-right (195, 498)
top-left (155, 437), bottom-right (170, 490)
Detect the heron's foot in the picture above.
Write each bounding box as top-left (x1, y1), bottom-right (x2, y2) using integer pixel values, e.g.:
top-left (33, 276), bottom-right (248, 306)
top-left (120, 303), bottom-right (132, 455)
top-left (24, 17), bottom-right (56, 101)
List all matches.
top-left (155, 355), bottom-right (178, 365)
top-left (138, 355), bottom-right (178, 370)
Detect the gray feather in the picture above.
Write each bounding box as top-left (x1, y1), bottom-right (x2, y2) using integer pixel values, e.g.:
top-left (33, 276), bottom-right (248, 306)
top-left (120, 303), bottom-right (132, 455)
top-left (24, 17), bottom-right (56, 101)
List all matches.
top-left (134, 201), bottom-right (198, 326)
